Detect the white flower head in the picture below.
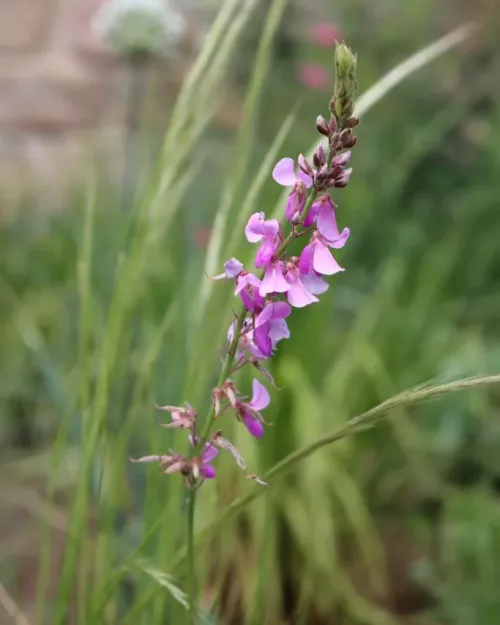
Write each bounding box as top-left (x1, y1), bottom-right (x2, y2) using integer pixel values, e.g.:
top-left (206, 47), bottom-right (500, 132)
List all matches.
top-left (93, 0), bottom-right (186, 57)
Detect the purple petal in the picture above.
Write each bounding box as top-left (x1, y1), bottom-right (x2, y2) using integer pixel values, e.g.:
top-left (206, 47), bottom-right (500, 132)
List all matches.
top-left (224, 258), bottom-right (243, 278)
top-left (302, 200), bottom-right (321, 227)
top-left (285, 187), bottom-right (307, 222)
top-left (261, 219), bottom-right (280, 237)
top-left (299, 243), bottom-right (314, 274)
top-left (328, 227), bottom-right (350, 249)
top-left (286, 275), bottom-right (319, 308)
top-left (272, 157), bottom-right (297, 186)
top-left (200, 464), bottom-right (216, 479)
top-left (312, 241), bottom-right (344, 275)
top-left (245, 212), bottom-right (265, 243)
top-left (243, 413), bottom-right (265, 438)
top-left (235, 272), bottom-right (261, 295)
top-left (301, 273), bottom-right (329, 295)
top-left (272, 301), bottom-right (292, 319)
top-left (202, 443), bottom-right (219, 463)
top-left (297, 168), bottom-right (313, 188)
top-left (250, 379), bottom-right (270, 411)
top-left (260, 262), bottom-right (290, 296)
top-left (255, 303), bottom-right (274, 328)
top-left (255, 236), bottom-right (277, 268)
top-left (253, 323), bottom-right (272, 357)
top-left (269, 318), bottom-right (290, 345)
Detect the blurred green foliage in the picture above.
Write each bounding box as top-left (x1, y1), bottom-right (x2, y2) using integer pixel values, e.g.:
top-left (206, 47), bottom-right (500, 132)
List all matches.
top-left (1, 1), bottom-right (500, 624)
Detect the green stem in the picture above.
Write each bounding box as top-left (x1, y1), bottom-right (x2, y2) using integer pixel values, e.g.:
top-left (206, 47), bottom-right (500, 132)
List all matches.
top-left (186, 487), bottom-right (197, 624)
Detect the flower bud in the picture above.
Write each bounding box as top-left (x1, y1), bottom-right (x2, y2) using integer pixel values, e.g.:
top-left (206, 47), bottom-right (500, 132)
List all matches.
top-left (343, 135), bottom-right (357, 149)
top-left (298, 153), bottom-right (314, 177)
top-left (93, 0), bottom-right (186, 58)
top-left (346, 116), bottom-right (360, 128)
top-left (313, 144), bottom-right (327, 168)
top-left (331, 43), bottom-right (358, 125)
top-left (316, 115), bottom-right (330, 137)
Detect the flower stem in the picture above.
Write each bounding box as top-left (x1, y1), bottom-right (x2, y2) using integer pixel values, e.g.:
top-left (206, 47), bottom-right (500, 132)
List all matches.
top-left (186, 486), bottom-right (197, 624)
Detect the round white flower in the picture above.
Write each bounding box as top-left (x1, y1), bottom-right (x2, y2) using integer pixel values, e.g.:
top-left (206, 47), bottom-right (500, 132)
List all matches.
top-left (93, 0), bottom-right (186, 57)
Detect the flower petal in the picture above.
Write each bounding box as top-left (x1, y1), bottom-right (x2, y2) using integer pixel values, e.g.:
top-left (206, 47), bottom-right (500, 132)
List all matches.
top-left (286, 275), bottom-right (319, 308)
top-left (269, 318), bottom-right (290, 345)
top-left (224, 258), bottom-right (243, 278)
top-left (260, 262), bottom-right (290, 296)
top-left (272, 157), bottom-right (297, 186)
top-left (313, 241), bottom-right (344, 275)
top-left (202, 443), bottom-right (219, 463)
top-left (301, 273), bottom-right (329, 295)
top-left (253, 324), bottom-right (272, 357)
top-left (299, 243), bottom-right (314, 274)
top-left (250, 379), bottom-right (270, 411)
top-left (297, 168), bottom-right (313, 188)
top-left (245, 212), bottom-right (265, 243)
top-left (200, 464), bottom-right (216, 479)
top-left (255, 236), bottom-right (277, 268)
top-left (243, 413), bottom-right (265, 438)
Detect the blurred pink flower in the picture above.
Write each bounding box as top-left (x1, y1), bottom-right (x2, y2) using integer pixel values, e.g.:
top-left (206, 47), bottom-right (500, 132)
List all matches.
top-left (311, 22), bottom-right (342, 49)
top-left (297, 63), bottom-right (330, 91)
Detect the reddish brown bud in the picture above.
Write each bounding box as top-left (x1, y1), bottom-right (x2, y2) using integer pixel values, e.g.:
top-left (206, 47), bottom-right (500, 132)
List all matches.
top-left (315, 164), bottom-right (329, 183)
top-left (316, 115), bottom-right (330, 136)
top-left (298, 153), bottom-right (314, 177)
top-left (328, 116), bottom-right (337, 133)
top-left (313, 144), bottom-right (326, 168)
top-left (343, 135), bottom-right (357, 148)
top-left (346, 116), bottom-right (360, 128)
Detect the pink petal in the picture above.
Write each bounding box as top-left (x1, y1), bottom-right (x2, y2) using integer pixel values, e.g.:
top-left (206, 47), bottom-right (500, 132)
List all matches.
top-left (286, 275), bottom-right (319, 308)
top-left (297, 168), bottom-right (313, 188)
top-left (243, 413), bottom-right (265, 438)
top-left (255, 303), bottom-right (274, 328)
top-left (250, 379), bottom-right (270, 411)
top-left (301, 273), bottom-right (329, 295)
top-left (245, 212), bottom-right (265, 243)
top-left (260, 262), bottom-right (290, 296)
top-left (255, 236), bottom-right (277, 268)
top-left (317, 205), bottom-right (350, 248)
top-left (313, 242), bottom-right (344, 275)
top-left (202, 443), bottom-right (219, 463)
top-left (328, 227), bottom-right (350, 249)
top-left (299, 243), bottom-right (314, 274)
top-left (272, 301), bottom-right (292, 319)
top-left (272, 158), bottom-right (297, 186)
top-left (253, 325), bottom-right (272, 358)
top-left (269, 318), bottom-right (290, 345)
top-left (224, 258), bottom-right (243, 278)
top-left (200, 464), bottom-right (216, 479)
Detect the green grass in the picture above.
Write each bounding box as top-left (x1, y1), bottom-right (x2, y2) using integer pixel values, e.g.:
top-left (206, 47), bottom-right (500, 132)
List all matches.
top-left (1, 3), bottom-right (500, 624)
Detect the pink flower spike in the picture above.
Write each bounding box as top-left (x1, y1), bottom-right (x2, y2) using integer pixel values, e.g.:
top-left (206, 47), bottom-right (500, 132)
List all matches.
top-left (249, 379), bottom-right (270, 411)
top-left (260, 261), bottom-right (290, 296)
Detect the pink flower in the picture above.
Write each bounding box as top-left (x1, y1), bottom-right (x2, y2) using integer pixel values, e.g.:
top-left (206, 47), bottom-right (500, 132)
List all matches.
top-left (311, 22), bottom-right (342, 49)
top-left (237, 379), bottom-right (270, 438)
top-left (297, 63), bottom-right (330, 91)
top-left (300, 234), bottom-right (344, 276)
top-left (260, 260), bottom-right (290, 296)
top-left (285, 265), bottom-right (319, 308)
top-left (235, 271), bottom-right (264, 311)
top-left (245, 212), bottom-right (281, 268)
top-left (254, 301), bottom-right (291, 356)
top-left (272, 157), bottom-right (313, 222)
